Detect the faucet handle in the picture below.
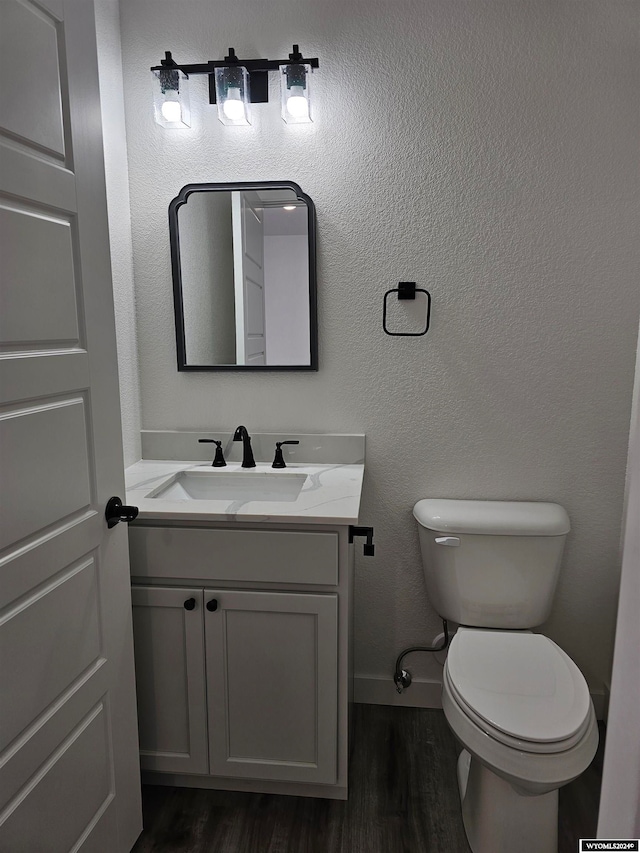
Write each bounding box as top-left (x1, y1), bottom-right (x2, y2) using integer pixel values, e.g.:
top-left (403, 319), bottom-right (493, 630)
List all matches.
top-left (198, 438), bottom-right (227, 467)
top-left (272, 440), bottom-right (300, 469)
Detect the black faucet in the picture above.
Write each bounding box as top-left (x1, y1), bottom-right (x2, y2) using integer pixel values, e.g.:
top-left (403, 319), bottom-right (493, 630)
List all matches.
top-left (233, 425), bottom-right (256, 468)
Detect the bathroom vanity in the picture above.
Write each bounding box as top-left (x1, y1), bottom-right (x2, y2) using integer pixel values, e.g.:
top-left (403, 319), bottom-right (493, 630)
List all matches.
top-left (125, 433), bottom-right (365, 800)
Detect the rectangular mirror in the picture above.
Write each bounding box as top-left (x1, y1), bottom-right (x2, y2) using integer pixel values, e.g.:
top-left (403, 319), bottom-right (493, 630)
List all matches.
top-left (169, 181), bottom-right (317, 370)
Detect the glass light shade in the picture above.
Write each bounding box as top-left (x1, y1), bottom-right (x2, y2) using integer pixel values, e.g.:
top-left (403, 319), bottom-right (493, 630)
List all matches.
top-left (152, 68), bottom-right (190, 128)
top-left (214, 66), bottom-right (251, 126)
top-left (280, 63), bottom-right (312, 124)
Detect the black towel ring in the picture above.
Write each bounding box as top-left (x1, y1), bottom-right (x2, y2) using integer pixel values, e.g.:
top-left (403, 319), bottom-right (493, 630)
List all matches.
top-left (383, 282), bottom-right (431, 337)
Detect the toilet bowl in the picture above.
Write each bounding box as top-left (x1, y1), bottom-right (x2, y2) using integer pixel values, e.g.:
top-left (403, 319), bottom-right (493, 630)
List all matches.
top-left (442, 628), bottom-right (598, 853)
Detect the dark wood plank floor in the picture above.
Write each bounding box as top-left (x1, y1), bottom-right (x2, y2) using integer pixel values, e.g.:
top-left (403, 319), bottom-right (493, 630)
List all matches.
top-left (132, 704), bottom-right (604, 853)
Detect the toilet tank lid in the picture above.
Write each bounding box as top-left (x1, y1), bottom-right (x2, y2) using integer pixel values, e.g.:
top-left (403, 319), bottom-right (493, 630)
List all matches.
top-left (413, 499), bottom-right (570, 536)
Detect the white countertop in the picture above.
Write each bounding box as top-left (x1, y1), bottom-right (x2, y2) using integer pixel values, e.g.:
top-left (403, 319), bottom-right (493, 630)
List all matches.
top-left (125, 459), bottom-right (365, 525)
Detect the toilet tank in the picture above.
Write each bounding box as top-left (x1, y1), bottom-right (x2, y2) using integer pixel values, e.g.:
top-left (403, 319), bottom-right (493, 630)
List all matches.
top-left (413, 499), bottom-right (570, 629)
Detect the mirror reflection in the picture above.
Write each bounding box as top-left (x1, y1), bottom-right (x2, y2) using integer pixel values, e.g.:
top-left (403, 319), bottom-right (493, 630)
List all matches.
top-left (170, 183), bottom-right (317, 370)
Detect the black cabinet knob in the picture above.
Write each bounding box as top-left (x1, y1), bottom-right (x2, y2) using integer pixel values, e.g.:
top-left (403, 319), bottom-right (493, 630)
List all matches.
top-left (206, 599), bottom-right (218, 612)
top-left (184, 598), bottom-right (196, 611)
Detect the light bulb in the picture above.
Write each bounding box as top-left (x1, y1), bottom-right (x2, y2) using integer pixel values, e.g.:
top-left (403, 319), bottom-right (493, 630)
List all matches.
top-left (161, 99), bottom-right (182, 123)
top-left (286, 86), bottom-right (309, 118)
top-left (152, 67), bottom-right (190, 128)
top-left (223, 88), bottom-right (245, 121)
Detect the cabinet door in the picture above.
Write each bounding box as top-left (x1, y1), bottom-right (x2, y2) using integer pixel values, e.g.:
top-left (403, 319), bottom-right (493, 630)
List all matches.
top-left (205, 590), bottom-right (338, 784)
top-left (131, 586), bottom-right (208, 775)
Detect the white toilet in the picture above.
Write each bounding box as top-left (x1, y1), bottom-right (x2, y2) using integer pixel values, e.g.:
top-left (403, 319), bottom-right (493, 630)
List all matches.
top-left (413, 499), bottom-right (598, 853)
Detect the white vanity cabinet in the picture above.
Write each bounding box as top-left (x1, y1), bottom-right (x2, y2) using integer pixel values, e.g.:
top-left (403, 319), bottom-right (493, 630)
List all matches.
top-left (128, 521), bottom-right (353, 800)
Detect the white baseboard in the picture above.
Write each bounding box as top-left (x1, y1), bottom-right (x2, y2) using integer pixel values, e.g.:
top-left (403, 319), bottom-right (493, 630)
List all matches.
top-left (591, 687), bottom-right (609, 722)
top-left (355, 675), bottom-right (608, 721)
top-left (354, 675), bottom-right (443, 708)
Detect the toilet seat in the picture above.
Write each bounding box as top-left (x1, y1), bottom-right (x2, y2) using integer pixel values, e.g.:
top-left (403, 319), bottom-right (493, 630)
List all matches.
top-left (445, 629), bottom-right (591, 753)
top-left (445, 669), bottom-right (591, 754)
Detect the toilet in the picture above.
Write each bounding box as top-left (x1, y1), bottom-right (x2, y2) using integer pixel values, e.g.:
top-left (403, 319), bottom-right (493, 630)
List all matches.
top-left (413, 499), bottom-right (598, 853)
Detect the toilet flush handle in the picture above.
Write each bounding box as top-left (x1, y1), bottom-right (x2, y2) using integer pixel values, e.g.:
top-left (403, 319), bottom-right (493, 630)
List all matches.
top-left (434, 536), bottom-right (460, 546)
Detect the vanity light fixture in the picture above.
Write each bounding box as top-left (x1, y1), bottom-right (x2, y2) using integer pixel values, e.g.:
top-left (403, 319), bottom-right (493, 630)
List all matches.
top-left (151, 54), bottom-right (191, 128)
top-left (150, 45), bottom-right (318, 128)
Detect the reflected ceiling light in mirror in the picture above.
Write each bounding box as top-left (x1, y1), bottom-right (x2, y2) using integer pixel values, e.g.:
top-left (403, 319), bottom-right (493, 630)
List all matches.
top-left (150, 46), bottom-right (318, 128)
top-left (151, 54), bottom-right (190, 128)
top-left (280, 47), bottom-right (312, 124)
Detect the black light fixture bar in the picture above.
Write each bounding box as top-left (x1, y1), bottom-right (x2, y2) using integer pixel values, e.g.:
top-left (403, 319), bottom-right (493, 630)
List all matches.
top-left (151, 46), bottom-right (319, 105)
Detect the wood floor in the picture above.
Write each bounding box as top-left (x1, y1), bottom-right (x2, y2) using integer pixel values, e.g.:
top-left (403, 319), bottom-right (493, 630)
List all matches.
top-left (132, 704), bottom-right (604, 853)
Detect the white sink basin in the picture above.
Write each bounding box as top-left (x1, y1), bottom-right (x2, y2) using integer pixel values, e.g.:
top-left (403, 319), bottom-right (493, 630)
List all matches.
top-left (148, 469), bottom-right (308, 503)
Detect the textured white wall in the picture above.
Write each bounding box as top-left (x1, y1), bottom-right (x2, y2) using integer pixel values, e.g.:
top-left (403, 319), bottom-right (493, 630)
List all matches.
top-left (95, 0), bottom-right (142, 467)
top-left (118, 0), bottom-right (640, 693)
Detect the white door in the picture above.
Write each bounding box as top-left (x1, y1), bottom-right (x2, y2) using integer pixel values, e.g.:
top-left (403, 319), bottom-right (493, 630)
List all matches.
top-left (232, 191), bottom-right (266, 365)
top-left (597, 330), bottom-right (640, 837)
top-left (0, 1), bottom-right (142, 851)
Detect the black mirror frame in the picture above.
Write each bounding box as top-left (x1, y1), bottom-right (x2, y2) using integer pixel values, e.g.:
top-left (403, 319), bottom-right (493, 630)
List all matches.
top-left (168, 181), bottom-right (318, 371)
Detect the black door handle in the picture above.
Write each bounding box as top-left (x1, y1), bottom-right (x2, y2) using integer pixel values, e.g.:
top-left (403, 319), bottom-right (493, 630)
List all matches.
top-left (206, 599), bottom-right (218, 612)
top-left (184, 598), bottom-right (196, 611)
top-left (105, 496), bottom-right (139, 529)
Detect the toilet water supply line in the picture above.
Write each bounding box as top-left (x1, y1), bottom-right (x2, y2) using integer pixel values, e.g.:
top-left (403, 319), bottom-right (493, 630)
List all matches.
top-left (393, 619), bottom-right (449, 693)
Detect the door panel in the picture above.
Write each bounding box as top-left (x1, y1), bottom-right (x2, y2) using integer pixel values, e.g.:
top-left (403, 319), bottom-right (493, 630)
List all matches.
top-left (242, 193), bottom-right (266, 364)
top-left (206, 590), bottom-right (338, 784)
top-left (0, 352), bottom-right (90, 405)
top-left (0, 205), bottom-right (79, 345)
top-left (0, 702), bottom-right (114, 853)
top-left (0, 144), bottom-right (76, 212)
top-left (0, 1), bottom-right (141, 849)
top-left (0, 557), bottom-right (101, 753)
top-left (0, 655), bottom-right (108, 811)
top-left (0, 0), bottom-right (65, 157)
top-left (232, 191), bottom-right (266, 364)
top-left (226, 609), bottom-right (317, 763)
top-left (0, 398), bottom-right (91, 550)
top-left (132, 586), bottom-right (208, 775)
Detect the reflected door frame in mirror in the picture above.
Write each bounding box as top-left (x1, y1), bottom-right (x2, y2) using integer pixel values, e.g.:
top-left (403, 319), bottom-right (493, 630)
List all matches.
top-left (169, 181), bottom-right (318, 371)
